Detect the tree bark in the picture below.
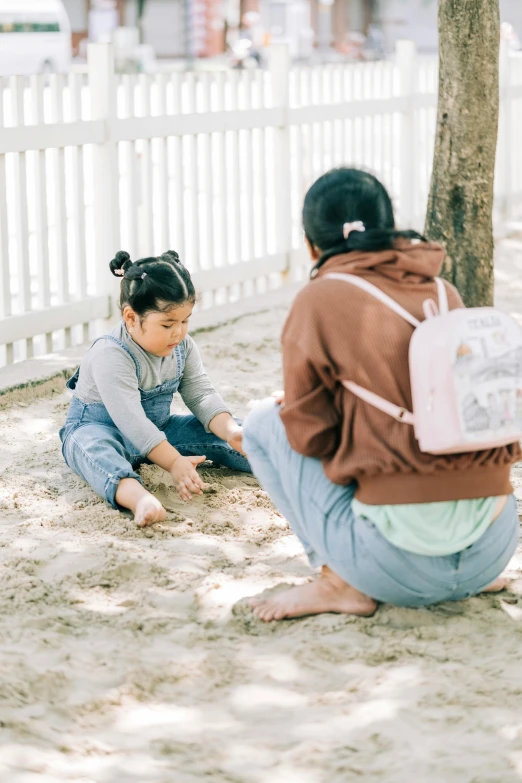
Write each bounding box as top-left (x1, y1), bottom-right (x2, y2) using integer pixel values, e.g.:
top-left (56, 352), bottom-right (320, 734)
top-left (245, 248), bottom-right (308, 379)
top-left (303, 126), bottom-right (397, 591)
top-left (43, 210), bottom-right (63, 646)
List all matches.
top-left (424, 0), bottom-right (500, 307)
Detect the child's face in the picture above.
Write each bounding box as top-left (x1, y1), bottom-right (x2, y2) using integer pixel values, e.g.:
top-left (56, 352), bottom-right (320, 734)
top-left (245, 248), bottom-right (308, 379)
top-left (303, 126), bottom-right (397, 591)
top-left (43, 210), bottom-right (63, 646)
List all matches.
top-left (124, 301), bottom-right (194, 357)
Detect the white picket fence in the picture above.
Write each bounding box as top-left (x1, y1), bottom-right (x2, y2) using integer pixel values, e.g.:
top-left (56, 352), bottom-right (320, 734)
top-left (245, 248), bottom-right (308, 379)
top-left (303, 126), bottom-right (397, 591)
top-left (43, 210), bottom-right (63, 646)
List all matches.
top-left (0, 42), bottom-right (522, 367)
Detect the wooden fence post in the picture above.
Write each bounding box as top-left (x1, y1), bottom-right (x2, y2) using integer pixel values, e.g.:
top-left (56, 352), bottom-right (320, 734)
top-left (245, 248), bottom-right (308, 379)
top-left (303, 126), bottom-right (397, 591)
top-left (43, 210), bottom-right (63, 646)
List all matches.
top-left (88, 43), bottom-right (119, 309)
top-left (268, 43), bottom-right (292, 279)
top-left (396, 39), bottom-right (416, 229)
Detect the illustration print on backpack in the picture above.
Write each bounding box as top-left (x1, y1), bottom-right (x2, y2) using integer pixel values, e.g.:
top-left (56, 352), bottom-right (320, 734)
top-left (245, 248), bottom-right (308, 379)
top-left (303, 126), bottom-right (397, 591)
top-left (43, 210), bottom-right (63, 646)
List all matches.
top-left (453, 315), bottom-right (522, 437)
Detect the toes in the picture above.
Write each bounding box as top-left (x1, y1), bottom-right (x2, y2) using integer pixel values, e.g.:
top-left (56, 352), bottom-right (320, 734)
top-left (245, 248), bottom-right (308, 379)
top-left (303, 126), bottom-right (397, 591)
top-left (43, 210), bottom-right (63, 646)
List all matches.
top-left (252, 600), bottom-right (290, 622)
top-left (252, 603), bottom-right (275, 622)
top-left (136, 505), bottom-right (166, 528)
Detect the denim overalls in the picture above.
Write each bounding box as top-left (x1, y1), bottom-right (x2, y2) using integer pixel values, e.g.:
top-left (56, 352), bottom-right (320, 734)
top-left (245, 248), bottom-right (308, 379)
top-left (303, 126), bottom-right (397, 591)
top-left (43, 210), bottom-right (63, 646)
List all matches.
top-left (60, 335), bottom-right (250, 508)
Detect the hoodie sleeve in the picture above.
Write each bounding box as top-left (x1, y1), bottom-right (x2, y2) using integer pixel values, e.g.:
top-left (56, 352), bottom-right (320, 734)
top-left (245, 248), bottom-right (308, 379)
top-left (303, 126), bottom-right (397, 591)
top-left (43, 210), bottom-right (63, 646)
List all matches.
top-left (279, 340), bottom-right (340, 458)
top-left (279, 287), bottom-right (342, 459)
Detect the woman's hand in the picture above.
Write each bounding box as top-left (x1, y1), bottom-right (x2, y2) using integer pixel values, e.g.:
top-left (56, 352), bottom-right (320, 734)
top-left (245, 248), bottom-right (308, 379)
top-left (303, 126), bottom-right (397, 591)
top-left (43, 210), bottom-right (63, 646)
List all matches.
top-left (272, 390), bottom-right (285, 406)
top-left (170, 454), bottom-right (206, 501)
top-left (209, 412), bottom-right (247, 456)
top-left (227, 426), bottom-right (246, 456)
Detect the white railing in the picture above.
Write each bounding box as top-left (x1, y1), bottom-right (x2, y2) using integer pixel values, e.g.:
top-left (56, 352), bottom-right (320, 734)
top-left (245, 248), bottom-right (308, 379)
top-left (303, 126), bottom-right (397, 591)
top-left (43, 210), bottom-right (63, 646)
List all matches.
top-left (0, 42), bottom-right (521, 367)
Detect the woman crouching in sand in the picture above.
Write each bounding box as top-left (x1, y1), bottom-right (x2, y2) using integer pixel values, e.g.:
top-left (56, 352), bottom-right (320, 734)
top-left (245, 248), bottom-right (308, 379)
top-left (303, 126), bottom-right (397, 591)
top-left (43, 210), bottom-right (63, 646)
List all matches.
top-left (243, 168), bottom-right (521, 621)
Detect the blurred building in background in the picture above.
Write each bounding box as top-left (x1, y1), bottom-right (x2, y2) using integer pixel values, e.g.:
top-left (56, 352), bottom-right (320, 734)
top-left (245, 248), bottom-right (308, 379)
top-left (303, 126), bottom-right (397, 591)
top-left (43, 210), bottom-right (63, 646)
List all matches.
top-left (63, 0), bottom-right (261, 60)
top-left (62, 0), bottom-right (522, 61)
top-left (64, 0), bottom-right (184, 57)
top-left (376, 0), bottom-right (522, 53)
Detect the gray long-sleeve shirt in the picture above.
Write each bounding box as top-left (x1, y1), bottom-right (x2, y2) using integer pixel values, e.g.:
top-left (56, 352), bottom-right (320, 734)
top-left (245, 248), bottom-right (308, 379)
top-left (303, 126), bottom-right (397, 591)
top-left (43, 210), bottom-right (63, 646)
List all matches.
top-left (73, 321), bottom-right (230, 455)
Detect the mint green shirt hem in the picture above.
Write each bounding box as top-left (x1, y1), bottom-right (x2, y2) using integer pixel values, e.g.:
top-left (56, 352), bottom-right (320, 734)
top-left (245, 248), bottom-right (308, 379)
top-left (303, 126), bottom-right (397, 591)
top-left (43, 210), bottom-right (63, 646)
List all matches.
top-left (352, 497), bottom-right (499, 557)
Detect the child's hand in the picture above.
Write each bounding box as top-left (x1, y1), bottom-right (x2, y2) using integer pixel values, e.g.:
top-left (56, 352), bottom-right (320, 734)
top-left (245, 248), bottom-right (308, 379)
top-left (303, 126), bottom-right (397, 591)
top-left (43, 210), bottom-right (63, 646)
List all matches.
top-left (170, 455), bottom-right (206, 501)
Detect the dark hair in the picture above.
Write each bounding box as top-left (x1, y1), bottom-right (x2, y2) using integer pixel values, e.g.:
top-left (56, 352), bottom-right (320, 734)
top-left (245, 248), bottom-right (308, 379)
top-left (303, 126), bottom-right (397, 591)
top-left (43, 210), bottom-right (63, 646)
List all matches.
top-left (109, 249), bottom-right (196, 317)
top-left (302, 168), bottom-right (426, 273)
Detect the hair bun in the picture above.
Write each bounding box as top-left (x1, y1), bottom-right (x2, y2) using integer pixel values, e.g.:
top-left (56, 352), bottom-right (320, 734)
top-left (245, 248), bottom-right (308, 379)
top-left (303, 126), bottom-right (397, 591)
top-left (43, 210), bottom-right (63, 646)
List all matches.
top-left (162, 250), bottom-right (181, 264)
top-left (110, 250), bottom-right (132, 277)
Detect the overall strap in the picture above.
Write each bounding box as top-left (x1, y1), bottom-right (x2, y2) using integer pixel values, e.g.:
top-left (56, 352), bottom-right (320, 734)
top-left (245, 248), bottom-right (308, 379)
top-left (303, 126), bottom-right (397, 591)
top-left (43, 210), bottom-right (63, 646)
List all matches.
top-left (324, 273), bottom-right (421, 328)
top-left (94, 334), bottom-right (142, 384)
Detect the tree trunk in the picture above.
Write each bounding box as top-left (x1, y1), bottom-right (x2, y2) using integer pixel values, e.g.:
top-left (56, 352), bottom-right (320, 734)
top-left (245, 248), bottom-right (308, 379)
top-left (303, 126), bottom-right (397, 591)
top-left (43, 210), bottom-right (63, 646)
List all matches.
top-left (424, 0), bottom-right (500, 307)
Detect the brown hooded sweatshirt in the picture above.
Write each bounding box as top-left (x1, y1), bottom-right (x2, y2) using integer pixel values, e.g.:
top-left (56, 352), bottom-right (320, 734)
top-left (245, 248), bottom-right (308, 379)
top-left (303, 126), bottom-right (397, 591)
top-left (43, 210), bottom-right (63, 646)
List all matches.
top-left (280, 242), bottom-right (521, 504)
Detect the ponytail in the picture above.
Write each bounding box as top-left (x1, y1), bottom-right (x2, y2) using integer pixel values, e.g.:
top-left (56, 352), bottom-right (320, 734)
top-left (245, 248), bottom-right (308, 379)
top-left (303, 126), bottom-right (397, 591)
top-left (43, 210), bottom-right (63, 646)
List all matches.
top-left (314, 228), bottom-right (427, 270)
top-left (302, 168), bottom-right (427, 275)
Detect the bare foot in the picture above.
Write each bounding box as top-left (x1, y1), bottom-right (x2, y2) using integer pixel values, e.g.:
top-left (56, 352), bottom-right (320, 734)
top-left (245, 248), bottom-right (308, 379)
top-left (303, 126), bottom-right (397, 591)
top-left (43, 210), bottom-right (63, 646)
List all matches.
top-left (134, 495), bottom-right (167, 528)
top-left (249, 566), bottom-right (377, 622)
top-left (482, 576), bottom-right (510, 593)
top-left (115, 478), bottom-right (167, 527)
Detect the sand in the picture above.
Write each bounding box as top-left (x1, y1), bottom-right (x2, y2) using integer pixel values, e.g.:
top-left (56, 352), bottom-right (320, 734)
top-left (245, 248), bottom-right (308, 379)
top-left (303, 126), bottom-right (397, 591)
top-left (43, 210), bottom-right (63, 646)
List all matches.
top-left (2, 246), bottom-right (522, 782)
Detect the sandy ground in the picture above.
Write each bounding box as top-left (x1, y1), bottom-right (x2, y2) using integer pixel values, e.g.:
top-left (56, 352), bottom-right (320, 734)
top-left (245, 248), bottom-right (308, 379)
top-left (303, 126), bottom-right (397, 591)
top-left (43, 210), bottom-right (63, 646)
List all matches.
top-left (2, 242), bottom-right (522, 782)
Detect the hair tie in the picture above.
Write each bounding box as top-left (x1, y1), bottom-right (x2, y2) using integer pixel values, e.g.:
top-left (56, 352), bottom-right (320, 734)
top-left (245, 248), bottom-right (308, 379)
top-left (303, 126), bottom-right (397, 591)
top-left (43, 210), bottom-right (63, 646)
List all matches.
top-left (343, 221), bottom-right (365, 239)
top-left (141, 272), bottom-right (147, 280)
top-left (114, 268), bottom-right (125, 276)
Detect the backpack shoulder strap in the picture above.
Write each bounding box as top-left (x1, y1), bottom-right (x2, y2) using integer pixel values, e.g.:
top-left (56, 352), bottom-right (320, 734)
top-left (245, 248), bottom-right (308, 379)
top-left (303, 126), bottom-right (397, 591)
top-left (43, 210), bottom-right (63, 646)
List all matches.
top-left (324, 273), bottom-right (421, 328)
top-left (324, 272), bottom-right (417, 426)
top-left (435, 277), bottom-right (449, 315)
top-left (341, 380), bottom-right (415, 425)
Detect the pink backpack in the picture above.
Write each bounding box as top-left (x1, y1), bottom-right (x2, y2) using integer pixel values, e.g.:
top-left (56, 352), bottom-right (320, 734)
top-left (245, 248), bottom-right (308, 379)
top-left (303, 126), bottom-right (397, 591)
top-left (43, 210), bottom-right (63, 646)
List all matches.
top-left (326, 273), bottom-right (522, 455)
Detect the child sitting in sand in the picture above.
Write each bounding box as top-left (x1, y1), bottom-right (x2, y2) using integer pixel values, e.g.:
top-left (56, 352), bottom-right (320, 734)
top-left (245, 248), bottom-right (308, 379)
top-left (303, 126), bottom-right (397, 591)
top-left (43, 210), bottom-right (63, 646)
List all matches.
top-left (60, 250), bottom-right (250, 527)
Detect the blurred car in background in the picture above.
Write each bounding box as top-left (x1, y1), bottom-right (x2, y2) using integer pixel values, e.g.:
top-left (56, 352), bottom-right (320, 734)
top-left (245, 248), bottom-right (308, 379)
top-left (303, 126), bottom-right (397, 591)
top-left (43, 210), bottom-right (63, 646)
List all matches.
top-left (0, 0), bottom-right (71, 75)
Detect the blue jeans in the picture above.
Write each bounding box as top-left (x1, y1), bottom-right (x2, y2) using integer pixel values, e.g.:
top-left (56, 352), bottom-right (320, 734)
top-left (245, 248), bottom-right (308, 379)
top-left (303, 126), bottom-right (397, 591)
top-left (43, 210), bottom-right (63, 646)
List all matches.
top-left (243, 399), bottom-right (520, 607)
top-left (61, 405), bottom-right (251, 508)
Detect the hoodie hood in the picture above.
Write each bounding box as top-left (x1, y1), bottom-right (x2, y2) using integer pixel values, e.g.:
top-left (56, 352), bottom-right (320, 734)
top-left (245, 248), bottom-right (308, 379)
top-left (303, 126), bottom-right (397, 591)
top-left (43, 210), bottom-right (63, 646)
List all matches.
top-left (315, 241), bottom-right (446, 284)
